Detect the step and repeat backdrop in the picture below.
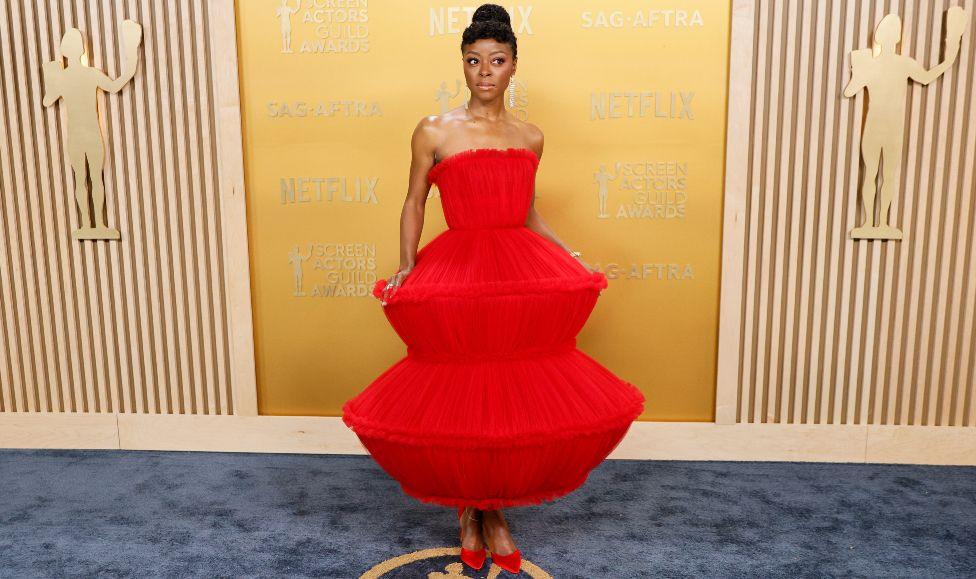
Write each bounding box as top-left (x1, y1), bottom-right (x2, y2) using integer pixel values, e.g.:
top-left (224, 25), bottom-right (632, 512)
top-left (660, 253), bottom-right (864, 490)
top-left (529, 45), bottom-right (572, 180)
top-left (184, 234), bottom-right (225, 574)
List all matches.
top-left (235, 1), bottom-right (732, 420)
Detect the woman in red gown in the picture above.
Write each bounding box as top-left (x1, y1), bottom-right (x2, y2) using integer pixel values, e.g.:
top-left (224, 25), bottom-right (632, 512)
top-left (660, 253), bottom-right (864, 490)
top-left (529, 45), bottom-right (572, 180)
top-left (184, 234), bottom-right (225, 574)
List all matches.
top-left (341, 4), bottom-right (645, 574)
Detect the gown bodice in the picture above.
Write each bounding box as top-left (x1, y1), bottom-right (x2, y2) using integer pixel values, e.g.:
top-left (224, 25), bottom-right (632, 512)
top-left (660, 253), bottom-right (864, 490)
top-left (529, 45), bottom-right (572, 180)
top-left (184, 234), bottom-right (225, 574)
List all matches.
top-left (427, 147), bottom-right (540, 230)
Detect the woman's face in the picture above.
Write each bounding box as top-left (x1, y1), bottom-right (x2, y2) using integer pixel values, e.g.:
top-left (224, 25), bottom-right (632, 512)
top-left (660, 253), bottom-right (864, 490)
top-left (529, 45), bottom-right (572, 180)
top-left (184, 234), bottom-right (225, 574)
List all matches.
top-left (462, 39), bottom-right (516, 102)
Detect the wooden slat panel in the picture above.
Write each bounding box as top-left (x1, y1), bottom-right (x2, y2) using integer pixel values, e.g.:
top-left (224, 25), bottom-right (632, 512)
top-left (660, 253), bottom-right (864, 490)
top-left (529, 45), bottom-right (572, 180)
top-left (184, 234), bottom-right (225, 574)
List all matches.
top-left (720, 0), bottom-right (976, 425)
top-left (0, 0), bottom-right (240, 415)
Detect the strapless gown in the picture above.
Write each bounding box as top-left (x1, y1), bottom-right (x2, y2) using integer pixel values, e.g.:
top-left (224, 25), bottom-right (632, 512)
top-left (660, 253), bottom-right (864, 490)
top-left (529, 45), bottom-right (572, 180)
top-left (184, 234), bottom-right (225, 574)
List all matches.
top-left (341, 147), bottom-right (645, 510)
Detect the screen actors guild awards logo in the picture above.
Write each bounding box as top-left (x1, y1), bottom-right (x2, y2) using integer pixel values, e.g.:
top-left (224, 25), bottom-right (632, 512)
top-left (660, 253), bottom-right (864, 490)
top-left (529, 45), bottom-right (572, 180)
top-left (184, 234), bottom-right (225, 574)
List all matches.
top-left (593, 160), bottom-right (688, 220)
top-left (357, 546), bottom-right (553, 578)
top-left (42, 20), bottom-right (142, 241)
top-left (843, 7), bottom-right (968, 241)
top-left (271, 0), bottom-right (370, 54)
top-left (288, 242), bottom-right (378, 298)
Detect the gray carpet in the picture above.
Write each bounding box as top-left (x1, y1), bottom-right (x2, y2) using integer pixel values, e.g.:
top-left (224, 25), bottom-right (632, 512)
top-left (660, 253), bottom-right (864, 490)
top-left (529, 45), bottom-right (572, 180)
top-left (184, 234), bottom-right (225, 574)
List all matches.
top-left (0, 449), bottom-right (973, 578)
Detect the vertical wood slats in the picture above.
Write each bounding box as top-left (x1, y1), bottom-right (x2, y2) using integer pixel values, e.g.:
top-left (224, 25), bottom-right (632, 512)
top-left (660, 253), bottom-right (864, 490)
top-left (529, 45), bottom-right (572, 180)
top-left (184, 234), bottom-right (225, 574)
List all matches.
top-left (720, 0), bottom-right (976, 426)
top-left (0, 0), bottom-right (235, 415)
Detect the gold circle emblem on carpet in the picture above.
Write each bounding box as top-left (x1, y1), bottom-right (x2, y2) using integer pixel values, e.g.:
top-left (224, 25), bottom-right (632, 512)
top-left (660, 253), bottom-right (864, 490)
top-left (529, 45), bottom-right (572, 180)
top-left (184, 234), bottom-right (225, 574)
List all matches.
top-left (360, 546), bottom-right (552, 578)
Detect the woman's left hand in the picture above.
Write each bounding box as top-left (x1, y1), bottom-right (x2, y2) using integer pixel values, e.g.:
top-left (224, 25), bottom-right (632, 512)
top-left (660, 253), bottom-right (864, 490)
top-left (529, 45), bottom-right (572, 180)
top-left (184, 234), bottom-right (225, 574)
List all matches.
top-left (573, 255), bottom-right (604, 295)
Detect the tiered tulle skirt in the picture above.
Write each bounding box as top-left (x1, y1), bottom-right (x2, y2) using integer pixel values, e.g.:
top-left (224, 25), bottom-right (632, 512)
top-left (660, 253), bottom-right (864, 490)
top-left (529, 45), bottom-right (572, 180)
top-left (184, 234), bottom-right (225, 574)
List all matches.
top-left (341, 225), bottom-right (645, 510)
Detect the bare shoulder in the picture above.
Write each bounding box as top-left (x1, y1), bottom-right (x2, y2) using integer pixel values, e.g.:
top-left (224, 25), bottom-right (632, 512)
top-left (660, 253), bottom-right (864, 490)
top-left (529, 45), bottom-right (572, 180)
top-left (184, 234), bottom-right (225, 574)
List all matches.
top-left (414, 113), bottom-right (443, 139)
top-left (412, 106), bottom-right (470, 156)
top-left (518, 119), bottom-right (544, 158)
top-left (411, 113), bottom-right (444, 162)
top-left (419, 105), bottom-right (469, 131)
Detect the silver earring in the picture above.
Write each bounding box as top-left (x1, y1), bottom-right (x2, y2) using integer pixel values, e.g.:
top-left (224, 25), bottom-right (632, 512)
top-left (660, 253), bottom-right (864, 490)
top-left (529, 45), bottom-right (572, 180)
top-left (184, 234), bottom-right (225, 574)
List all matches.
top-left (509, 75), bottom-right (515, 107)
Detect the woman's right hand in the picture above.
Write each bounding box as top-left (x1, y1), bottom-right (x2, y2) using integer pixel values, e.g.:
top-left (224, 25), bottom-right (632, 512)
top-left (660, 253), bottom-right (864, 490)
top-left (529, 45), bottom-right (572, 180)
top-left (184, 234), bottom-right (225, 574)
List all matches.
top-left (572, 256), bottom-right (604, 295)
top-left (380, 266), bottom-right (413, 305)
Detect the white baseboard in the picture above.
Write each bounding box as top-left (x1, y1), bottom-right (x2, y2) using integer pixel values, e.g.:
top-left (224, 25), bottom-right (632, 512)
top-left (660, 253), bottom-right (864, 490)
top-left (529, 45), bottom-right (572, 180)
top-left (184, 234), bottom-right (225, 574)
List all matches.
top-left (0, 413), bottom-right (973, 466)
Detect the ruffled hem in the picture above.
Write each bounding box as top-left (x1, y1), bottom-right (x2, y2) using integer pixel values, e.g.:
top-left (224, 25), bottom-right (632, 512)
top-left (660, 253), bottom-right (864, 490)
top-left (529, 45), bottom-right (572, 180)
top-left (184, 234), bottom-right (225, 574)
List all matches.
top-left (427, 147), bottom-right (540, 184)
top-left (372, 271), bottom-right (607, 304)
top-left (349, 417), bottom-right (637, 509)
top-left (341, 379), bottom-right (644, 449)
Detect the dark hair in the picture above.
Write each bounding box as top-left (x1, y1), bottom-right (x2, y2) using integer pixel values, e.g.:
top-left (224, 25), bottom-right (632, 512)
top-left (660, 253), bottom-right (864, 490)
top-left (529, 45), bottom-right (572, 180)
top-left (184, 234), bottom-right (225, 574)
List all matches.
top-left (462, 4), bottom-right (517, 60)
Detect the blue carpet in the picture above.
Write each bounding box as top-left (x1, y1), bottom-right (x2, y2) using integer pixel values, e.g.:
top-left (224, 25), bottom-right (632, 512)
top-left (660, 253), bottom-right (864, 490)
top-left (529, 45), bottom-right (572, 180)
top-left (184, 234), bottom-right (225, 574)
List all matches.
top-left (0, 449), bottom-right (973, 577)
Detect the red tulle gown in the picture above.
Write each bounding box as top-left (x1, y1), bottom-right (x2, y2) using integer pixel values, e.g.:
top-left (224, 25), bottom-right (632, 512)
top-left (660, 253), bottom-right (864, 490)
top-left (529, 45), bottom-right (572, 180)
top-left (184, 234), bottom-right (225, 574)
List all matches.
top-left (341, 147), bottom-right (645, 510)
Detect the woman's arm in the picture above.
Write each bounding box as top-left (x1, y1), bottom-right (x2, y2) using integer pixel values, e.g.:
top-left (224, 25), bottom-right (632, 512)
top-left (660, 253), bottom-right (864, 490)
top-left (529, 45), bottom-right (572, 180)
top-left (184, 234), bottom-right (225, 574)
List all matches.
top-left (526, 205), bottom-right (598, 274)
top-left (380, 116), bottom-right (438, 302)
top-left (523, 129), bottom-right (598, 274)
top-left (525, 205), bottom-right (570, 254)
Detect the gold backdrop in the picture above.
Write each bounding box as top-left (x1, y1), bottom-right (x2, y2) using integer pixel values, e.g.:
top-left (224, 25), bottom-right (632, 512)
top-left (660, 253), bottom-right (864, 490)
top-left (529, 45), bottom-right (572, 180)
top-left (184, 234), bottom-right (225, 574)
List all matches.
top-left (235, 1), bottom-right (731, 420)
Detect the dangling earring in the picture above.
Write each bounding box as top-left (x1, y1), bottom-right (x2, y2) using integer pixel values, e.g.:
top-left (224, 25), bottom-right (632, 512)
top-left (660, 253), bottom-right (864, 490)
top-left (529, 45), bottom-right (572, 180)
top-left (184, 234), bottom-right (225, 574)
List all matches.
top-left (509, 75), bottom-right (516, 108)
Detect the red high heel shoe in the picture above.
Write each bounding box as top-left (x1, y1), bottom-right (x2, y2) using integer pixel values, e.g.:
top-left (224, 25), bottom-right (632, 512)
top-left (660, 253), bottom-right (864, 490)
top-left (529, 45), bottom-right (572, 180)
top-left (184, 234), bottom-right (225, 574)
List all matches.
top-left (483, 513), bottom-right (522, 574)
top-left (457, 506), bottom-right (487, 570)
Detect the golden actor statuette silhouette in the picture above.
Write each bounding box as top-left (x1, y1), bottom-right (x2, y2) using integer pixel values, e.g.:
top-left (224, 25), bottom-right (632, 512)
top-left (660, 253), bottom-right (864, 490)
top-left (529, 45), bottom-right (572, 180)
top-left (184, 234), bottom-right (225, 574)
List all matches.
top-left (843, 7), bottom-right (968, 240)
top-left (42, 20), bottom-right (143, 241)
top-left (275, 0), bottom-right (300, 53)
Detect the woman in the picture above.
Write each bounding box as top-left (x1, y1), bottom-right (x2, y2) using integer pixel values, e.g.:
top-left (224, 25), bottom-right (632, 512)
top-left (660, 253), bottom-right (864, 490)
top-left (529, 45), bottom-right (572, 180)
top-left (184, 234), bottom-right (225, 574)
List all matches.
top-left (341, 4), bottom-right (645, 574)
